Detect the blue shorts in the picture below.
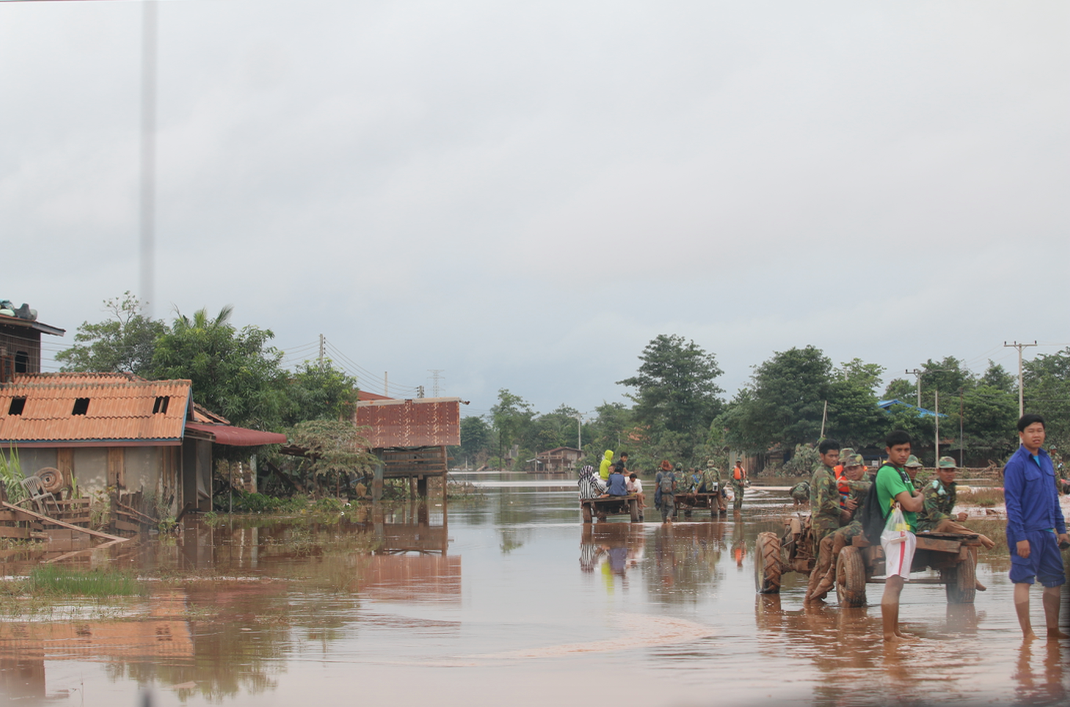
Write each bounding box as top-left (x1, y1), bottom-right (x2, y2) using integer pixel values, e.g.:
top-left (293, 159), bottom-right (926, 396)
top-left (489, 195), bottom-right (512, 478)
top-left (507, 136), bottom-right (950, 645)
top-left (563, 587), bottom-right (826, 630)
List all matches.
top-left (1009, 529), bottom-right (1066, 587)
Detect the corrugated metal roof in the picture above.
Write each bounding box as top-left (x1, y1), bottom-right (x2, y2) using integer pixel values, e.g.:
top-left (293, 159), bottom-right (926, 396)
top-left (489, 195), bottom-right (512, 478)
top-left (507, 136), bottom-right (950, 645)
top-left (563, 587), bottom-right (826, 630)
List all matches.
top-left (355, 397), bottom-right (461, 448)
top-left (0, 372), bottom-right (191, 446)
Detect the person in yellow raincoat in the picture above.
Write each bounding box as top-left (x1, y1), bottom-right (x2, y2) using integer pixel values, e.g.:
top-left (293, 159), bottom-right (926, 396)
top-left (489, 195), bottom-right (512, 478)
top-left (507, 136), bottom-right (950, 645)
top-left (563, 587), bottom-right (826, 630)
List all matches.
top-left (599, 450), bottom-right (614, 481)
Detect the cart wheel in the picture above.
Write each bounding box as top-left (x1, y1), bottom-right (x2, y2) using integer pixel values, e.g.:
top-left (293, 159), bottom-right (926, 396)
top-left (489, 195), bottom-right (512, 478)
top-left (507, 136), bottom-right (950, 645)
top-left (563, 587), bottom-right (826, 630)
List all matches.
top-left (836, 546), bottom-right (867, 607)
top-left (755, 532), bottom-right (782, 594)
top-left (943, 554), bottom-right (977, 604)
top-left (582, 504), bottom-right (593, 523)
top-left (629, 498), bottom-right (640, 522)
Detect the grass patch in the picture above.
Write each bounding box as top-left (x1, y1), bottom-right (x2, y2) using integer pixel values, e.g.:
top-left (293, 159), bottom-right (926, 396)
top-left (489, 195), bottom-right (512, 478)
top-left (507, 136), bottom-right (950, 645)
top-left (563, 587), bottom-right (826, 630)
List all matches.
top-left (962, 487), bottom-right (1004, 507)
top-left (28, 565), bottom-right (145, 597)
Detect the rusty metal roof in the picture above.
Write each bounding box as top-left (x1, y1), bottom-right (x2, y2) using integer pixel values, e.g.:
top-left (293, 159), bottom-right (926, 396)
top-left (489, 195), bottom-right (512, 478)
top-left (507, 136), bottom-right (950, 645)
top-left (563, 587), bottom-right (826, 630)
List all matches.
top-left (0, 373), bottom-right (191, 447)
top-left (355, 397), bottom-right (461, 448)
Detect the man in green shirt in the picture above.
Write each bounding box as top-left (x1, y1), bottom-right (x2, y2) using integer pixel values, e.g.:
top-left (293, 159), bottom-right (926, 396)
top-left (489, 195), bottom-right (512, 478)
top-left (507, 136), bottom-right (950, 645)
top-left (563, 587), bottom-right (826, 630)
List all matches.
top-left (876, 430), bottom-right (924, 643)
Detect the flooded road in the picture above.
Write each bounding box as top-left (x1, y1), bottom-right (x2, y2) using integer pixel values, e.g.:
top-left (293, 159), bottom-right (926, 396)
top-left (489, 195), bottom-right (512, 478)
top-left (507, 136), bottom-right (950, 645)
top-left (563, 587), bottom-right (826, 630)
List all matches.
top-left (1, 472), bottom-right (1068, 706)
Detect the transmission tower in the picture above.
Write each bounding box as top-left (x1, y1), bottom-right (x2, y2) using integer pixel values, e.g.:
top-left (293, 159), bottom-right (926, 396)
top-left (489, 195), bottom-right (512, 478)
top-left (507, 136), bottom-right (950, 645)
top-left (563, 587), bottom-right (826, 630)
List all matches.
top-left (428, 369), bottom-right (445, 397)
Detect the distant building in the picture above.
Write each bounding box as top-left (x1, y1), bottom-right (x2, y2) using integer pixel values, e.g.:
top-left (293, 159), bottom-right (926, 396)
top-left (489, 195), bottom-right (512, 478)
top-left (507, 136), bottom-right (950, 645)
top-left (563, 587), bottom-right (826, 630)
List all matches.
top-left (533, 447), bottom-right (584, 473)
top-left (0, 312), bottom-right (65, 382)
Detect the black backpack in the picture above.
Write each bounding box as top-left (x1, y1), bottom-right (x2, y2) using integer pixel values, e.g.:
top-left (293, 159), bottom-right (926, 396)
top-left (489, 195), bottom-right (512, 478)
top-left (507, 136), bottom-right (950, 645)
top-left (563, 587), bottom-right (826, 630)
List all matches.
top-left (859, 464), bottom-right (911, 543)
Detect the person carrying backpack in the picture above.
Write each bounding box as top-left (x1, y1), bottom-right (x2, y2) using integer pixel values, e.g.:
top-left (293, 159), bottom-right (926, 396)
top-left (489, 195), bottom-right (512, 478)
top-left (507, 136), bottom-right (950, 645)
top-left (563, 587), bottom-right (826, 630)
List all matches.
top-left (874, 430), bottom-right (924, 643)
top-left (730, 460), bottom-right (747, 510)
top-left (655, 461), bottom-right (677, 523)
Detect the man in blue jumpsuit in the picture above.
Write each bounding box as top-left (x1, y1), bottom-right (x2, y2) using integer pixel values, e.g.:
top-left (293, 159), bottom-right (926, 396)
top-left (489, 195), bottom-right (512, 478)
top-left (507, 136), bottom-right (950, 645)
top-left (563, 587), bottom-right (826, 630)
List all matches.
top-left (1005, 414), bottom-right (1069, 640)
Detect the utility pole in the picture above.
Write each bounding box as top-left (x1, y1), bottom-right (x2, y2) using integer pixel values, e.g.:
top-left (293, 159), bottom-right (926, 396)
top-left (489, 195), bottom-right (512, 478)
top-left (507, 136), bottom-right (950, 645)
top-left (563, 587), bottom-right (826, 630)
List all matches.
top-left (428, 369), bottom-right (445, 397)
top-left (819, 400), bottom-right (828, 439)
top-left (1004, 341), bottom-right (1036, 417)
top-left (384, 371), bottom-right (388, 397)
top-left (934, 389), bottom-right (939, 467)
top-left (959, 387), bottom-right (965, 467)
top-left (139, 1), bottom-right (158, 318)
top-left (417, 385), bottom-right (425, 398)
top-left (318, 334), bottom-right (325, 370)
top-left (905, 369), bottom-right (923, 407)
top-left (573, 413), bottom-right (583, 450)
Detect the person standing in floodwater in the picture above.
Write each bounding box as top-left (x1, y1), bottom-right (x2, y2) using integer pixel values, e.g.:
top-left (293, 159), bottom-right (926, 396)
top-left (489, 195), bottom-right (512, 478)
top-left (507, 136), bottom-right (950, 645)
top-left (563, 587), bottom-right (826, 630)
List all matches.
top-left (1004, 414), bottom-right (1069, 640)
top-left (730, 460), bottom-right (747, 510)
top-left (656, 462), bottom-right (677, 523)
top-left (875, 429), bottom-right (924, 643)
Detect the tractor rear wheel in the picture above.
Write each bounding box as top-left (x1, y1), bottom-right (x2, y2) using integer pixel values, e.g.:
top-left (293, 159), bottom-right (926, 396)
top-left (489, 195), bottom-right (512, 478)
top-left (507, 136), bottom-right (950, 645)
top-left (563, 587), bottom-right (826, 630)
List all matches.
top-left (836, 546), bottom-right (867, 607)
top-left (943, 554), bottom-right (977, 604)
top-left (755, 532), bottom-right (782, 594)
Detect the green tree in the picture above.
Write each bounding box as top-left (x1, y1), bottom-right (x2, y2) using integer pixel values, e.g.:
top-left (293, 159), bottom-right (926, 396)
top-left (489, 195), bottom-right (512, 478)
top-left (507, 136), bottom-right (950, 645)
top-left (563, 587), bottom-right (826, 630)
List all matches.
top-left (722, 346), bottom-right (833, 452)
top-left (55, 292), bottom-right (166, 376)
top-left (151, 306), bottom-right (289, 429)
top-left (1024, 347), bottom-right (1070, 450)
top-left (825, 359), bottom-right (887, 448)
top-left (530, 405), bottom-right (581, 453)
top-left (458, 415), bottom-right (492, 462)
top-left (283, 360), bottom-right (360, 426)
top-left (279, 419), bottom-right (374, 497)
top-left (618, 335), bottom-right (724, 435)
top-left (490, 389), bottom-right (535, 469)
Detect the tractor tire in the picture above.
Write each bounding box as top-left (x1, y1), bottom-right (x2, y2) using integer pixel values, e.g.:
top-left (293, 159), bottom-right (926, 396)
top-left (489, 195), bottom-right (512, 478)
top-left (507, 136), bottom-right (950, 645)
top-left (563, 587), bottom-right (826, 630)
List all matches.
top-left (755, 532), bottom-right (782, 594)
top-left (836, 546), bottom-right (867, 607)
top-left (582, 504), bottom-right (593, 523)
top-left (630, 498), bottom-right (640, 522)
top-left (943, 554), bottom-right (977, 604)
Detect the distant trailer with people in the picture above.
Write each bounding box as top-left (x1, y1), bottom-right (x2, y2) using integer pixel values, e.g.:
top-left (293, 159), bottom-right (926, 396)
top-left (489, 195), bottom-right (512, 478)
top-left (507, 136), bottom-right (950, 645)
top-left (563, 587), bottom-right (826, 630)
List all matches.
top-left (673, 487), bottom-right (728, 518)
top-left (580, 494), bottom-right (641, 523)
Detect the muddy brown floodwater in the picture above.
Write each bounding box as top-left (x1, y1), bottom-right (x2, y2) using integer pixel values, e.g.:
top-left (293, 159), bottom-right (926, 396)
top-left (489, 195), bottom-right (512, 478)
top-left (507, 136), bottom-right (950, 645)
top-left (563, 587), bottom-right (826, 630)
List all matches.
top-left (1, 473), bottom-right (1068, 706)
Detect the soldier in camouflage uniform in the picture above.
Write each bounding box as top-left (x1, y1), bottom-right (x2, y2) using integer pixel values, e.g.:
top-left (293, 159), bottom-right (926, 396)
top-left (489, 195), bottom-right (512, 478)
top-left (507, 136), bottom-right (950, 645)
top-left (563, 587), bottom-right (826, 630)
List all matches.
top-left (916, 456), bottom-right (994, 592)
top-left (789, 480), bottom-right (810, 507)
top-left (804, 439), bottom-right (845, 604)
top-left (705, 460), bottom-right (727, 513)
top-left (807, 453), bottom-right (869, 602)
top-left (905, 454), bottom-right (925, 490)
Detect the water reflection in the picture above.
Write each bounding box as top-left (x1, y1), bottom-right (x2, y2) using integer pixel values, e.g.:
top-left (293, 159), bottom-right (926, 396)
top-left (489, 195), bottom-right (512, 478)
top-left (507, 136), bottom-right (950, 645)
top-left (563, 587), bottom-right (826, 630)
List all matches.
top-left (0, 503), bottom-right (455, 704)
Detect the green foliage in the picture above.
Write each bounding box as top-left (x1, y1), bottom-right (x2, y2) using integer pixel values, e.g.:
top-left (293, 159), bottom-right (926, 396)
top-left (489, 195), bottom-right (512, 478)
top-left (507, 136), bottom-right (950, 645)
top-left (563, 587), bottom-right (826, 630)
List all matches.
top-left (151, 305), bottom-right (289, 429)
top-left (28, 566), bottom-right (144, 597)
top-left (277, 420), bottom-right (375, 496)
top-left (54, 292), bottom-right (167, 376)
top-left (722, 346), bottom-right (833, 452)
top-left (459, 415), bottom-right (491, 460)
top-left (618, 335), bottom-right (723, 436)
top-left (491, 389), bottom-right (535, 468)
top-left (784, 443), bottom-right (821, 477)
top-left (0, 447), bottom-right (26, 503)
top-left (616, 335), bottom-right (724, 464)
top-left (283, 361), bottom-right (360, 426)
top-left (1024, 347), bottom-right (1070, 450)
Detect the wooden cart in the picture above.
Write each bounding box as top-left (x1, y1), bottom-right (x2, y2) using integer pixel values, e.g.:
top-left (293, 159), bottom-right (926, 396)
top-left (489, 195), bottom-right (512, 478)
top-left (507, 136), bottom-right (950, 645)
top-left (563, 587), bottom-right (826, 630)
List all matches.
top-left (580, 494), bottom-right (641, 523)
top-left (755, 514), bottom-right (981, 606)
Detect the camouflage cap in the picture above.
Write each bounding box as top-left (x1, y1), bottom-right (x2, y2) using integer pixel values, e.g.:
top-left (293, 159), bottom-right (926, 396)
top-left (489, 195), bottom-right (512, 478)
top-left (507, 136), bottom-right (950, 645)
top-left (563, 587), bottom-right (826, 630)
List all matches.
top-left (905, 455), bottom-right (923, 468)
top-left (842, 453), bottom-right (865, 468)
top-left (674, 462), bottom-right (683, 470)
top-left (706, 459), bottom-right (717, 468)
top-left (938, 456), bottom-right (958, 469)
top-left (840, 447), bottom-right (856, 459)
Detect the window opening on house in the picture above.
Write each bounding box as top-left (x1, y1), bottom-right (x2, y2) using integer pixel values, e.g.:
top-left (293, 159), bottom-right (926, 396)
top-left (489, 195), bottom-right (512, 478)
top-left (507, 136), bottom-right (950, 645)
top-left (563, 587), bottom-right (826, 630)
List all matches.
top-left (14, 351), bottom-right (28, 373)
top-left (72, 398), bottom-right (90, 416)
top-left (153, 396), bottom-right (170, 414)
top-left (8, 397), bottom-right (26, 415)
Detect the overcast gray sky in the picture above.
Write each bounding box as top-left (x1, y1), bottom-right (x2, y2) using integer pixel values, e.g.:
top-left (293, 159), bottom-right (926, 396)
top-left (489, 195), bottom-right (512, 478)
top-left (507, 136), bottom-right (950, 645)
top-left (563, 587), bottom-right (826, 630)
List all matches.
top-left (2, 1), bottom-right (1068, 419)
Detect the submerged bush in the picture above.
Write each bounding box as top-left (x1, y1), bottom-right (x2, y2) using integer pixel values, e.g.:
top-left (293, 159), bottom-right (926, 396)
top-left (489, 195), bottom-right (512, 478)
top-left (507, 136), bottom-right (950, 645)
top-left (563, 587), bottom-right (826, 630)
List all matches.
top-left (29, 566), bottom-right (144, 597)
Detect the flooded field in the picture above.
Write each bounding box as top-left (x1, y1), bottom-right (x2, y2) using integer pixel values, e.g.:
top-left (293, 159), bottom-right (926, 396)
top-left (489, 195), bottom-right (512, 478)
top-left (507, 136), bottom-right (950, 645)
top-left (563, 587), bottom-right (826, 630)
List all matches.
top-left (1, 472), bottom-right (1067, 706)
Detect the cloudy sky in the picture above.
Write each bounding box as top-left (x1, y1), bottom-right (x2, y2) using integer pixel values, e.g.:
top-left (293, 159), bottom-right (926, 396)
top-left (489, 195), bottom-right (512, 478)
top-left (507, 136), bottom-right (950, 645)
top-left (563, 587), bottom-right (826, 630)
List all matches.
top-left (2, 1), bottom-right (1068, 419)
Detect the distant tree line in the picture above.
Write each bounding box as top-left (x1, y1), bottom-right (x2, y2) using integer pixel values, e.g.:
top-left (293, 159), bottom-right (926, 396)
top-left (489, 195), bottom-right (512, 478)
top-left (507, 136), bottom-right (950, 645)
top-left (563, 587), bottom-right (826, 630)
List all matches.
top-left (459, 337), bottom-right (1068, 473)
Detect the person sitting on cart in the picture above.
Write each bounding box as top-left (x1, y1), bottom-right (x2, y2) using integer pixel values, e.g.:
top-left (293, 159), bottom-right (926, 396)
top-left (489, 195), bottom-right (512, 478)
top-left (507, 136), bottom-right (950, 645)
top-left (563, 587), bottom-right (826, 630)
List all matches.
top-left (604, 465), bottom-right (629, 497)
top-left (627, 473), bottom-right (646, 518)
top-left (917, 456), bottom-right (994, 591)
top-left (578, 465), bottom-right (606, 500)
top-left (806, 452), bottom-right (869, 602)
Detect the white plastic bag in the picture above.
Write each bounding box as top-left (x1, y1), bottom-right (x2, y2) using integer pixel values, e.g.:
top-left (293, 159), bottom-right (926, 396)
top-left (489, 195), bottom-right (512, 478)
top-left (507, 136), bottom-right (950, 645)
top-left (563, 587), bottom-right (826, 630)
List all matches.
top-left (881, 505), bottom-right (910, 545)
